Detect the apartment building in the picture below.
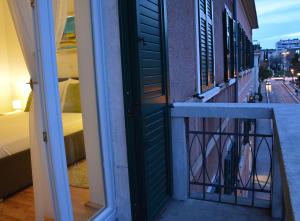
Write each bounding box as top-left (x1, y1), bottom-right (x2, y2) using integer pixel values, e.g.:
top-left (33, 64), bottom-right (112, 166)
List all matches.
top-left (168, 0), bottom-right (258, 105)
top-left (276, 39), bottom-right (300, 51)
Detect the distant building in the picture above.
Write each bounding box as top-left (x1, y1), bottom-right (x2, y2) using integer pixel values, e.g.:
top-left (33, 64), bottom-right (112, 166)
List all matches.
top-left (276, 39), bottom-right (300, 50)
top-left (259, 49), bottom-right (276, 65)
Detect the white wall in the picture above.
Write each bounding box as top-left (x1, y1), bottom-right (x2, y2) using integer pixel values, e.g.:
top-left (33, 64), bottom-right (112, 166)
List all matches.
top-left (57, 51), bottom-right (78, 78)
top-left (0, 0), bottom-right (30, 113)
top-left (0, 0), bottom-right (12, 113)
top-left (74, 0), bottom-right (105, 206)
top-left (56, 0), bottom-right (78, 79)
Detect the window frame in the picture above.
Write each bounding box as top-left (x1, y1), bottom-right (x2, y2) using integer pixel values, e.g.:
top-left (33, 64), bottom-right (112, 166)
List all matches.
top-left (223, 5), bottom-right (235, 82)
top-left (196, 0), bottom-right (216, 94)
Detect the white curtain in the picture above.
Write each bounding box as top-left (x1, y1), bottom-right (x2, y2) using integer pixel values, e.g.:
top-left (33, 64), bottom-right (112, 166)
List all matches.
top-left (53, 0), bottom-right (69, 47)
top-left (7, 0), bottom-right (68, 220)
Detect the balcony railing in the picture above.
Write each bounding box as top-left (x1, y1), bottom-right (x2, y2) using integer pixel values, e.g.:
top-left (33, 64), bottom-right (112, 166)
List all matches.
top-left (171, 103), bottom-right (300, 221)
top-left (188, 117), bottom-right (273, 207)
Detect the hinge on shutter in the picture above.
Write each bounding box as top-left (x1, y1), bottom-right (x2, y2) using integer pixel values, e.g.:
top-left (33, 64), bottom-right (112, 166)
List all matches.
top-left (30, 0), bottom-right (35, 8)
top-left (43, 132), bottom-right (48, 143)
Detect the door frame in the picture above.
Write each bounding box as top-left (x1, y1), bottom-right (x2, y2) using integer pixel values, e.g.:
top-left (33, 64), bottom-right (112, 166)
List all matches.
top-left (118, 0), bottom-right (172, 220)
top-left (33, 0), bottom-right (117, 220)
top-left (33, 1), bottom-right (73, 220)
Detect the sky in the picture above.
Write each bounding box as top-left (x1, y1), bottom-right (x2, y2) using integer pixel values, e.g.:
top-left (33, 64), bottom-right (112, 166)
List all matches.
top-left (253, 0), bottom-right (300, 49)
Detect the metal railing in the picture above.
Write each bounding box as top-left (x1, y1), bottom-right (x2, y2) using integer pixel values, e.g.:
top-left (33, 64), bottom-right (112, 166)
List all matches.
top-left (171, 102), bottom-right (300, 220)
top-left (187, 117), bottom-right (273, 208)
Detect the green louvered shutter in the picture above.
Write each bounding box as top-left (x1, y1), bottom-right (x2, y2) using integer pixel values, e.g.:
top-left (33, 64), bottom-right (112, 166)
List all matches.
top-left (223, 9), bottom-right (235, 82)
top-left (223, 10), bottom-right (230, 81)
top-left (229, 16), bottom-right (234, 78)
top-left (136, 0), bottom-right (171, 219)
top-left (199, 0), bottom-right (214, 92)
top-left (240, 25), bottom-right (243, 71)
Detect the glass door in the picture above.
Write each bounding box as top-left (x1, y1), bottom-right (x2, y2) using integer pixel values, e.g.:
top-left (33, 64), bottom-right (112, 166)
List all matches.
top-left (56, 0), bottom-right (107, 219)
top-left (32, 0), bottom-right (107, 220)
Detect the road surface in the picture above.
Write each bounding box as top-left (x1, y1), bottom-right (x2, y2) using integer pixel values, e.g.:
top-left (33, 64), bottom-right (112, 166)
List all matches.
top-left (254, 78), bottom-right (299, 201)
top-left (266, 79), bottom-right (299, 104)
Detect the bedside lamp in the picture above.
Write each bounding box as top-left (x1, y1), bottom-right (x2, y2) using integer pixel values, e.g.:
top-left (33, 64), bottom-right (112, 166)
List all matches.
top-left (12, 100), bottom-right (22, 111)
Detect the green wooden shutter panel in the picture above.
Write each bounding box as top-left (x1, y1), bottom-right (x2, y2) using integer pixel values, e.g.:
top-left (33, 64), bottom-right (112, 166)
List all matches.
top-left (239, 25), bottom-right (243, 71)
top-left (223, 9), bottom-right (235, 82)
top-left (137, 0), bottom-right (170, 219)
top-left (207, 0), bottom-right (212, 18)
top-left (229, 17), bottom-right (234, 78)
top-left (223, 10), bottom-right (228, 81)
top-left (200, 18), bottom-right (208, 86)
top-left (207, 23), bottom-right (214, 84)
top-left (200, 0), bottom-right (206, 12)
top-left (198, 0), bottom-right (214, 92)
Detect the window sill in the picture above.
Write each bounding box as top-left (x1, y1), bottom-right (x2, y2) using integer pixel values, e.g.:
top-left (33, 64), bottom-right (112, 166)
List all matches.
top-left (217, 78), bottom-right (236, 89)
top-left (188, 79), bottom-right (237, 103)
top-left (239, 68), bottom-right (253, 78)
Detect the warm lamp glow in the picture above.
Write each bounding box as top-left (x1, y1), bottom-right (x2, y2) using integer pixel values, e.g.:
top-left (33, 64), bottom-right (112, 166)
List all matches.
top-left (12, 100), bottom-right (22, 110)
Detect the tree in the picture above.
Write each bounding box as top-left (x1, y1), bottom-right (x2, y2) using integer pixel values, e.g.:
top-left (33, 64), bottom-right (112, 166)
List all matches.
top-left (259, 66), bottom-right (272, 81)
top-left (291, 53), bottom-right (300, 73)
top-left (269, 56), bottom-right (282, 71)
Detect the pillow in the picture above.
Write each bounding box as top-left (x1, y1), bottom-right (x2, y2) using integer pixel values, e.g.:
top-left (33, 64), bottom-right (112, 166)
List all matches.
top-left (61, 79), bottom-right (81, 113)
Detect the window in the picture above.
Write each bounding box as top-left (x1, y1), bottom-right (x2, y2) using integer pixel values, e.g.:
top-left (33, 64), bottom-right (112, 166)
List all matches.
top-left (198, 0), bottom-right (214, 92)
top-left (223, 8), bottom-right (234, 82)
top-left (237, 23), bottom-right (254, 72)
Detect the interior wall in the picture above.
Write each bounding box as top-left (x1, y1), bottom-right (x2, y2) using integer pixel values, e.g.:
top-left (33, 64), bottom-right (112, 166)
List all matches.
top-left (57, 51), bottom-right (79, 78)
top-left (0, 1), bottom-right (12, 113)
top-left (0, 0), bottom-right (30, 113)
top-left (74, 0), bottom-right (105, 206)
top-left (56, 0), bottom-right (78, 79)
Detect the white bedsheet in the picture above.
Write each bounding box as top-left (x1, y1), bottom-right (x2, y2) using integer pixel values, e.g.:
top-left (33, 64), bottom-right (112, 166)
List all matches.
top-left (0, 112), bottom-right (83, 159)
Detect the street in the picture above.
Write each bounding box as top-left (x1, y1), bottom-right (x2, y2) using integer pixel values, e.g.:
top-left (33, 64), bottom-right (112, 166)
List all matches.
top-left (266, 79), bottom-right (299, 104)
top-left (254, 78), bottom-right (299, 201)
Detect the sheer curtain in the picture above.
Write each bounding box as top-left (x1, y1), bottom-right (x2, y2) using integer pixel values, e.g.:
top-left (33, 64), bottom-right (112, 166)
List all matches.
top-left (53, 0), bottom-right (69, 48)
top-left (7, 0), bottom-right (68, 220)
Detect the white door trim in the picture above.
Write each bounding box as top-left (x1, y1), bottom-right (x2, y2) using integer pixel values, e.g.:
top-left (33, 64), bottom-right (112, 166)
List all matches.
top-left (33, 0), bottom-right (118, 220)
top-left (88, 0), bottom-right (117, 220)
top-left (33, 0), bottom-right (73, 220)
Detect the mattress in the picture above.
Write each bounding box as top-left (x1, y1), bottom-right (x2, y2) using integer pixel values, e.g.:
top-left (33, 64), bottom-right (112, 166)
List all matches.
top-left (0, 112), bottom-right (83, 159)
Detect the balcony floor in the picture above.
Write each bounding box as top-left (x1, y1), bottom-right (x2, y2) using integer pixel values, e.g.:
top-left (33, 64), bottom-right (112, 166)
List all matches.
top-left (158, 199), bottom-right (279, 221)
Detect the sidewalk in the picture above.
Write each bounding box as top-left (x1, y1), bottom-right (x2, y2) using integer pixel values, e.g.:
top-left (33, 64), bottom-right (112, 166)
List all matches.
top-left (255, 83), bottom-right (272, 200)
top-left (282, 82), bottom-right (300, 103)
top-left (259, 82), bottom-right (269, 104)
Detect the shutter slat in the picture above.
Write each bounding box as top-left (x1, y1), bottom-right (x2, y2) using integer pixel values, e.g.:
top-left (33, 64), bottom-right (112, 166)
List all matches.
top-left (207, 0), bottom-right (212, 18)
top-left (200, 0), bottom-right (206, 12)
top-left (200, 18), bottom-right (208, 85)
top-left (207, 24), bottom-right (214, 83)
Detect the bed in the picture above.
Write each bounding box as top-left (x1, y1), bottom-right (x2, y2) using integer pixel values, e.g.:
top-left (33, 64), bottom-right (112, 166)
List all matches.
top-left (0, 79), bottom-right (85, 199)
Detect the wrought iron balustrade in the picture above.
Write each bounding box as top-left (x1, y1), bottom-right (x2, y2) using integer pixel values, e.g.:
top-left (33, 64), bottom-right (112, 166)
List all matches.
top-left (171, 103), bottom-right (300, 221)
top-left (187, 117), bottom-right (273, 208)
